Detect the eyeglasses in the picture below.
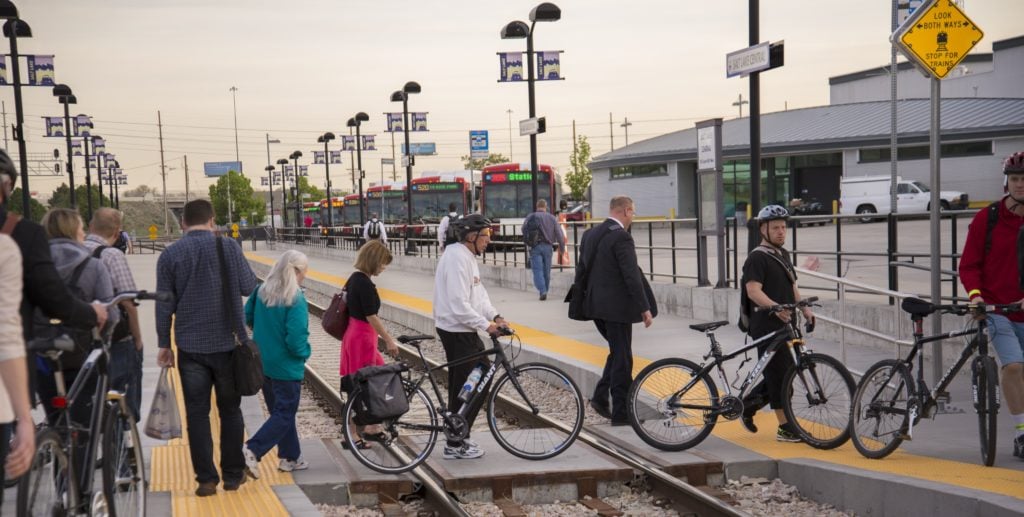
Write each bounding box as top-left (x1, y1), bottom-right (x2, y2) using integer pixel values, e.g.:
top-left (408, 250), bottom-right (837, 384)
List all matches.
top-left (479, 229), bottom-right (493, 237)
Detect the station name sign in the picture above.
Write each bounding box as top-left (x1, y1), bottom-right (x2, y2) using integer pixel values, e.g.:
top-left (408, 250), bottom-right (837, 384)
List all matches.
top-left (485, 171), bottom-right (550, 183)
top-left (726, 41), bottom-right (784, 78)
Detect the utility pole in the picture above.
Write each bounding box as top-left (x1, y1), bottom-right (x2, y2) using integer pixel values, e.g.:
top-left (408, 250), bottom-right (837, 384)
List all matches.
top-left (571, 119), bottom-right (577, 173)
top-left (158, 110), bottom-right (168, 234)
top-left (608, 112), bottom-right (614, 151)
top-left (732, 93), bottom-right (749, 118)
top-left (506, 108), bottom-right (514, 160)
top-left (620, 117), bottom-right (632, 147)
top-left (184, 155), bottom-right (190, 204)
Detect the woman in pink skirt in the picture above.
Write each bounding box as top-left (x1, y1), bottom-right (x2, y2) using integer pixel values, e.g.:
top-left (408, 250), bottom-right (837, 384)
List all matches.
top-left (339, 240), bottom-right (400, 447)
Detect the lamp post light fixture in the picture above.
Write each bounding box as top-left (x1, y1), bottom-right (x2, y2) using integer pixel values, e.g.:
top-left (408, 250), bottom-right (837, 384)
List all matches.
top-left (3, 12), bottom-right (33, 219)
top-left (501, 2), bottom-right (560, 211)
top-left (317, 132), bottom-right (336, 227)
top-left (289, 150), bottom-right (302, 228)
top-left (345, 113), bottom-right (370, 230)
top-left (53, 84), bottom-right (77, 208)
top-left (390, 81), bottom-right (420, 255)
top-left (276, 157), bottom-right (289, 227)
top-left (264, 164), bottom-right (276, 230)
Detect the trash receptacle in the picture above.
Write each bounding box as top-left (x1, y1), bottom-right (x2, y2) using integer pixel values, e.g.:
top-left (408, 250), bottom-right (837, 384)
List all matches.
top-left (735, 202), bottom-right (748, 225)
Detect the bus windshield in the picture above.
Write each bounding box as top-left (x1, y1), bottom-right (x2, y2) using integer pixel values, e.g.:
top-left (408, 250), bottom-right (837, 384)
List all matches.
top-left (483, 183), bottom-right (551, 219)
top-left (366, 195), bottom-right (407, 223)
top-left (342, 204), bottom-right (361, 225)
top-left (412, 191), bottom-right (465, 222)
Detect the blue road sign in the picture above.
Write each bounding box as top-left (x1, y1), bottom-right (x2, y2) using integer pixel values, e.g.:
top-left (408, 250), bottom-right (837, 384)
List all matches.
top-left (203, 161), bottom-right (242, 177)
top-left (400, 142), bottom-right (437, 156)
top-left (469, 130), bottom-right (489, 159)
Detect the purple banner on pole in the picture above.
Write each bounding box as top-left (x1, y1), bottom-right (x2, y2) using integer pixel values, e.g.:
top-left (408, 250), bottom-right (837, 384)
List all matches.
top-left (330, 150), bottom-right (343, 164)
top-left (71, 140), bottom-right (82, 156)
top-left (299, 165), bottom-right (309, 176)
top-left (385, 113), bottom-right (404, 133)
top-left (498, 52), bottom-right (524, 82)
top-left (44, 117), bottom-right (65, 137)
top-left (342, 135), bottom-right (356, 151)
top-left (362, 135), bottom-right (376, 150)
top-left (537, 51), bottom-right (563, 80)
top-left (26, 55), bottom-right (55, 86)
top-left (412, 113), bottom-right (428, 132)
top-left (92, 137), bottom-right (105, 154)
top-left (74, 115), bottom-right (92, 137)
top-left (88, 156), bottom-right (97, 168)
top-left (313, 151), bottom-right (325, 164)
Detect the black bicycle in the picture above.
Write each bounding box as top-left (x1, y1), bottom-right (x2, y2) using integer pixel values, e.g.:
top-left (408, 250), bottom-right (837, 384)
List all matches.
top-left (850, 298), bottom-right (1020, 466)
top-left (18, 290), bottom-right (170, 517)
top-left (342, 328), bottom-right (585, 474)
top-left (627, 297), bottom-right (856, 451)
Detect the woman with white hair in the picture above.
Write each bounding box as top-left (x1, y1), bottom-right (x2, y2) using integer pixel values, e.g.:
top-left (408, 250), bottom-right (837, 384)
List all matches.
top-left (241, 250), bottom-right (312, 477)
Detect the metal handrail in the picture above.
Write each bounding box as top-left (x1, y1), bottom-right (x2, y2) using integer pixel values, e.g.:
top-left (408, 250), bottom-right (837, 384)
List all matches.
top-left (795, 266), bottom-right (915, 373)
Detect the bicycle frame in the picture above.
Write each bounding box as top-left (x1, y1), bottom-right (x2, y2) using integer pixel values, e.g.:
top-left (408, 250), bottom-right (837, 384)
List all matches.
top-left (903, 316), bottom-right (987, 414)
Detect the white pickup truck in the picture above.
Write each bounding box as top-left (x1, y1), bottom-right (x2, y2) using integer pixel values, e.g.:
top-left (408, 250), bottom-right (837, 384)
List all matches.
top-left (839, 175), bottom-right (969, 222)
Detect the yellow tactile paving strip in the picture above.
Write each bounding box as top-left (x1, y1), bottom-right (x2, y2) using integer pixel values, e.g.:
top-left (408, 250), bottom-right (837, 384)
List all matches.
top-left (247, 251), bottom-right (1024, 499)
top-left (149, 328), bottom-right (292, 515)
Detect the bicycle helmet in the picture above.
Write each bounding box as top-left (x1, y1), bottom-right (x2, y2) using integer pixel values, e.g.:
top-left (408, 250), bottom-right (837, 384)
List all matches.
top-left (757, 204), bottom-right (789, 221)
top-left (1004, 151), bottom-right (1024, 174)
top-left (453, 213), bottom-right (492, 239)
top-left (0, 149), bottom-right (16, 187)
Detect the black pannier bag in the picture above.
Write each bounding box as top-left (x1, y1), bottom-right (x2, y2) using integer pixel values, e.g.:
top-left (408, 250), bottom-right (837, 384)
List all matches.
top-left (352, 362), bottom-right (410, 425)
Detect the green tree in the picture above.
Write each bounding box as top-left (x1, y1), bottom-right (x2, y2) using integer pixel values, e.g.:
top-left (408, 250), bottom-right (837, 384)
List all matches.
top-left (460, 153), bottom-right (510, 171)
top-left (566, 135), bottom-right (592, 201)
top-left (6, 188), bottom-right (46, 221)
top-left (208, 171), bottom-right (266, 226)
top-left (296, 176), bottom-right (324, 201)
top-left (122, 185), bottom-right (156, 198)
top-left (48, 183), bottom-right (112, 221)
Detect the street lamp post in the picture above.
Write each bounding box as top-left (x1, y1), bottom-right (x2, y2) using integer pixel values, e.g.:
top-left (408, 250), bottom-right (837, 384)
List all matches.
top-left (227, 86), bottom-right (240, 225)
top-left (264, 165), bottom-right (276, 230)
top-left (391, 82), bottom-right (420, 255)
top-left (82, 131), bottom-right (94, 220)
top-left (106, 155), bottom-right (115, 206)
top-left (346, 113), bottom-right (369, 229)
top-left (317, 132), bottom-right (336, 227)
top-left (3, 14), bottom-right (32, 219)
top-left (53, 84), bottom-right (77, 207)
top-left (276, 158), bottom-right (289, 227)
top-left (290, 151), bottom-right (302, 228)
top-left (501, 2), bottom-right (560, 210)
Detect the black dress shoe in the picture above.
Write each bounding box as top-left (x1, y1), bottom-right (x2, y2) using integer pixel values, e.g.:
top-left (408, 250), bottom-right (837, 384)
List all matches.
top-left (539, 293), bottom-right (547, 301)
top-left (223, 476), bottom-right (246, 491)
top-left (589, 400), bottom-right (612, 419)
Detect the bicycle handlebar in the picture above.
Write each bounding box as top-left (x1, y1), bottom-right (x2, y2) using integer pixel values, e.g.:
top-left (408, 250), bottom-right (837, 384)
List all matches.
top-left (754, 296), bottom-right (819, 314)
top-left (94, 290), bottom-right (173, 307)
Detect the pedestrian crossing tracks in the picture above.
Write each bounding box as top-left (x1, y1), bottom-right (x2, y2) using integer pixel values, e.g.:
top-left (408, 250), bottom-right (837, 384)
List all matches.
top-left (149, 252), bottom-right (1024, 515)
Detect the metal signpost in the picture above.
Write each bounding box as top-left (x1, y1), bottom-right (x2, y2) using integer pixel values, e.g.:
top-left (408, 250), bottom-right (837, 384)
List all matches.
top-left (696, 118), bottom-right (725, 287)
top-left (893, 0), bottom-right (983, 386)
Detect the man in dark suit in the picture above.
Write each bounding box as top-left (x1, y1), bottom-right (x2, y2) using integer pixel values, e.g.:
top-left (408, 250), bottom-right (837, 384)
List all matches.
top-left (575, 195), bottom-right (654, 425)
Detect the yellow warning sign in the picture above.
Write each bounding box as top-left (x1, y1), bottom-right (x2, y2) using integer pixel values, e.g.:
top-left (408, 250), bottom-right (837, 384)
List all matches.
top-left (231, 223), bottom-right (240, 238)
top-left (894, 0), bottom-right (983, 79)
top-left (148, 225), bottom-right (158, 239)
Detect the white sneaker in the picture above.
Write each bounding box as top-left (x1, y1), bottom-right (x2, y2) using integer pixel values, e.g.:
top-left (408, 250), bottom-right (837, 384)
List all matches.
top-left (442, 443), bottom-right (485, 460)
top-left (242, 445), bottom-right (261, 479)
top-left (278, 457), bottom-right (309, 472)
top-left (463, 438), bottom-right (478, 448)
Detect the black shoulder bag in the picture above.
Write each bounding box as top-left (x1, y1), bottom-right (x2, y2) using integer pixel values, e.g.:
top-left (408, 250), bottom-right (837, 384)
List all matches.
top-left (564, 229), bottom-right (610, 321)
top-left (217, 237), bottom-right (264, 396)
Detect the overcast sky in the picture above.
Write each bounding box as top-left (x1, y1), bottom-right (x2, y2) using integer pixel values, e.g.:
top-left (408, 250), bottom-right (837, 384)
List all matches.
top-left (9, 0), bottom-right (1020, 198)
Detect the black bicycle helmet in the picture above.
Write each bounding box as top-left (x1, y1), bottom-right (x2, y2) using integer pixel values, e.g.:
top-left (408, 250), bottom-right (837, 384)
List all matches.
top-left (0, 149), bottom-right (16, 187)
top-left (757, 204), bottom-right (789, 222)
top-left (453, 213), bottom-right (491, 239)
top-left (1003, 151), bottom-right (1024, 174)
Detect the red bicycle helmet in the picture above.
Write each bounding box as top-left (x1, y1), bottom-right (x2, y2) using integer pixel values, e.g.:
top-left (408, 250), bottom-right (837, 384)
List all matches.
top-left (1004, 151), bottom-right (1024, 174)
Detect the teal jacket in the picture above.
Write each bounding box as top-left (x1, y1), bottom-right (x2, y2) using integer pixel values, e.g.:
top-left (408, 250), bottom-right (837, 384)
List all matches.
top-left (244, 286), bottom-right (311, 381)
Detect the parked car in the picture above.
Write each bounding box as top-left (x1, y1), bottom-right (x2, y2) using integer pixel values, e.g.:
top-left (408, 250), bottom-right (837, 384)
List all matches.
top-left (564, 202), bottom-right (589, 222)
top-left (839, 175), bottom-right (968, 223)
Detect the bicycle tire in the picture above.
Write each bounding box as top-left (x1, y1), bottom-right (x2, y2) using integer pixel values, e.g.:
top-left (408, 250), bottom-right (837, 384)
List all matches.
top-left (17, 427), bottom-right (70, 516)
top-left (782, 353), bottom-right (855, 449)
top-left (342, 380), bottom-right (437, 474)
top-left (627, 358), bottom-right (719, 451)
top-left (974, 356), bottom-right (1000, 467)
top-left (487, 363), bottom-right (584, 460)
top-left (103, 400), bottom-right (147, 517)
top-left (850, 359), bottom-right (913, 459)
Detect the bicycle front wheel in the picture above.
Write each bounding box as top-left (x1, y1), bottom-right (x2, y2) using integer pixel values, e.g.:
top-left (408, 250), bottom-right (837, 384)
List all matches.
top-left (973, 356), bottom-right (1000, 466)
top-left (850, 359), bottom-right (913, 459)
top-left (342, 380), bottom-right (438, 474)
top-left (103, 400), bottom-right (147, 517)
top-left (17, 427), bottom-right (70, 517)
top-left (782, 353), bottom-right (855, 449)
top-left (487, 363), bottom-right (584, 460)
top-left (628, 358), bottom-right (719, 451)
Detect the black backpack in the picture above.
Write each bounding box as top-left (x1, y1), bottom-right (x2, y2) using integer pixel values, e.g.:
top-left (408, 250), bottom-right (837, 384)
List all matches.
top-left (113, 231), bottom-right (129, 253)
top-left (738, 246), bottom-right (796, 333)
top-left (351, 363), bottom-right (410, 425)
top-left (443, 215), bottom-right (460, 246)
top-left (33, 257), bottom-right (95, 369)
top-left (523, 214), bottom-right (540, 247)
top-left (367, 220), bottom-right (382, 239)
top-left (91, 246), bottom-right (133, 343)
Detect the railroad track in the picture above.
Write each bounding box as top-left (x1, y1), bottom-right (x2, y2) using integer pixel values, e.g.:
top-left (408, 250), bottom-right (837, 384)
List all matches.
top-left (296, 290), bottom-right (744, 517)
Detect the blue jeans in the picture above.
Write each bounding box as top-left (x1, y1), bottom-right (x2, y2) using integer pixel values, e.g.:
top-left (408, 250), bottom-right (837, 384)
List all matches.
top-left (988, 314), bottom-right (1024, 366)
top-left (109, 338), bottom-right (143, 421)
top-left (177, 349), bottom-right (244, 485)
top-left (529, 243), bottom-right (553, 295)
top-left (246, 377), bottom-right (302, 461)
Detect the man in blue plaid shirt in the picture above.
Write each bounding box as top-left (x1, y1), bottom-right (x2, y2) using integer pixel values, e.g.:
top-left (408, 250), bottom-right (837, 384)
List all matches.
top-left (156, 199), bottom-right (257, 497)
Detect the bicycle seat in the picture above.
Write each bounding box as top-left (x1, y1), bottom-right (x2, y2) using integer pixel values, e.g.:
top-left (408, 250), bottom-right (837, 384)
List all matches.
top-left (398, 334), bottom-right (433, 344)
top-left (901, 297), bottom-right (936, 317)
top-left (689, 320), bottom-right (730, 333)
top-left (28, 334), bottom-right (75, 354)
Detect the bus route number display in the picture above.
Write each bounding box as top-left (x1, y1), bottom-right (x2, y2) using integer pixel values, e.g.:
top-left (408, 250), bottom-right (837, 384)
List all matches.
top-left (412, 183), bottom-right (459, 191)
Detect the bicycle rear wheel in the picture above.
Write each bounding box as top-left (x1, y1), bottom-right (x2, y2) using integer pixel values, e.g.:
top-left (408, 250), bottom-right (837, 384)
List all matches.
top-left (342, 380), bottom-right (437, 474)
top-left (628, 358), bottom-right (719, 451)
top-left (487, 363), bottom-right (584, 460)
top-left (973, 356), bottom-right (1000, 466)
top-left (850, 359), bottom-right (913, 459)
top-left (103, 400), bottom-right (147, 517)
top-left (17, 427), bottom-right (70, 516)
top-left (782, 353), bottom-right (855, 449)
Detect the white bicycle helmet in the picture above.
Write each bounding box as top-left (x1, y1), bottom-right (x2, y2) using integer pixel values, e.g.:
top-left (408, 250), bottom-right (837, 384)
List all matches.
top-left (757, 204), bottom-right (789, 221)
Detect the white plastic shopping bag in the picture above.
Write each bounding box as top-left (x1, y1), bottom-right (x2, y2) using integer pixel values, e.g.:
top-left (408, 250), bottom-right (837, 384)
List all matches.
top-left (144, 367), bottom-right (182, 440)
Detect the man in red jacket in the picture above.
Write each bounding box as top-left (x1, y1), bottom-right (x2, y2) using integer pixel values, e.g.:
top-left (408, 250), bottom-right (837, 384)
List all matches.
top-left (959, 151), bottom-right (1024, 460)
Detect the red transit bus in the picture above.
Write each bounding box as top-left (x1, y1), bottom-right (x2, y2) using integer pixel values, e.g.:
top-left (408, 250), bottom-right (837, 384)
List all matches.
top-left (302, 202), bottom-right (321, 227)
top-left (318, 197), bottom-right (344, 227)
top-left (342, 193), bottom-right (363, 228)
top-left (479, 163), bottom-right (559, 223)
top-left (365, 183), bottom-right (407, 224)
top-left (410, 173), bottom-right (474, 223)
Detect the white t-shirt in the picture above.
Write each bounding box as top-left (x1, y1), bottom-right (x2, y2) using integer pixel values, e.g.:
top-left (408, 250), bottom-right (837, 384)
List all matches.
top-left (0, 234), bottom-right (24, 423)
top-left (432, 242), bottom-right (498, 333)
top-left (437, 212), bottom-right (457, 248)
